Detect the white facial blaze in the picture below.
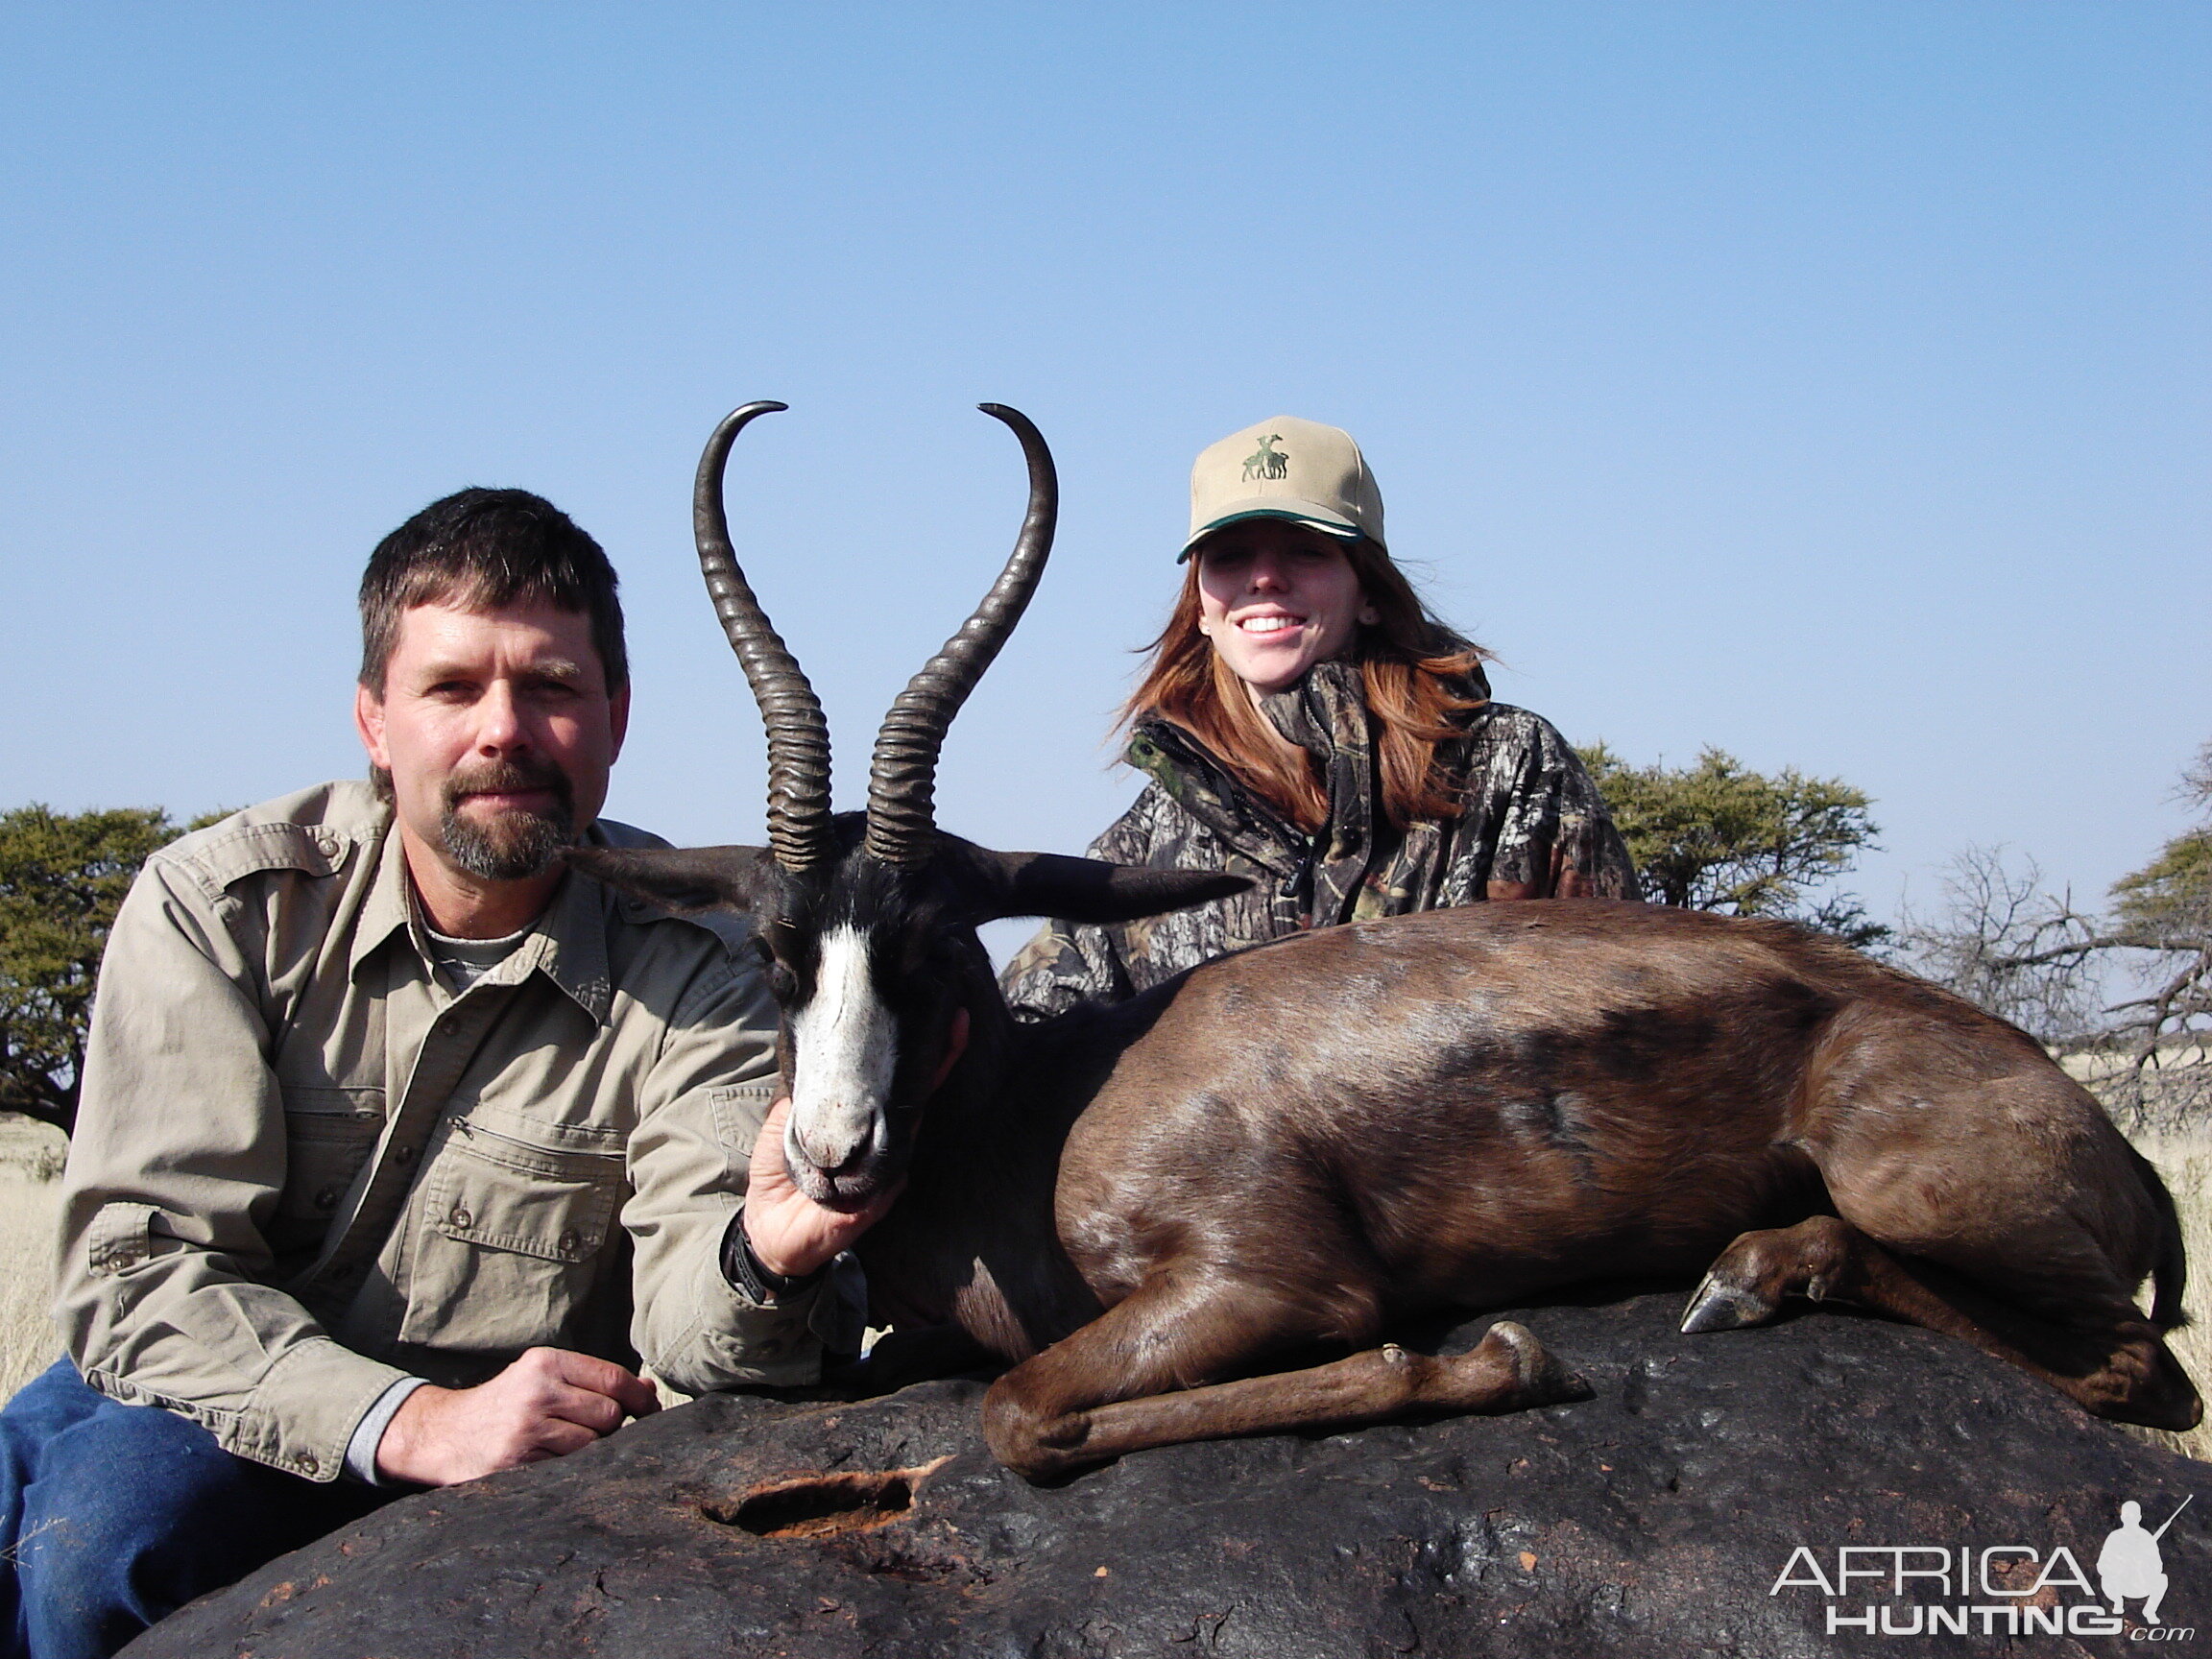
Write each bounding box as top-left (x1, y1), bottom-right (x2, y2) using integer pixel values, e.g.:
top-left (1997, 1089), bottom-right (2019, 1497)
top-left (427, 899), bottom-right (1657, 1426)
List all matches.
top-left (787, 925), bottom-right (899, 1174)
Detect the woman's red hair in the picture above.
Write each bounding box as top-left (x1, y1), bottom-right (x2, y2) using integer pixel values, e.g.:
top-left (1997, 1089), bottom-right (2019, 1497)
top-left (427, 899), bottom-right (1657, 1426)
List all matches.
top-left (1123, 537), bottom-right (1490, 833)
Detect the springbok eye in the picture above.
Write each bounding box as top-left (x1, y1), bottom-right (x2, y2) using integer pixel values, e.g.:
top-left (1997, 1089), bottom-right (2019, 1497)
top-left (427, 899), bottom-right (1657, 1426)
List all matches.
top-left (743, 934), bottom-right (799, 1001)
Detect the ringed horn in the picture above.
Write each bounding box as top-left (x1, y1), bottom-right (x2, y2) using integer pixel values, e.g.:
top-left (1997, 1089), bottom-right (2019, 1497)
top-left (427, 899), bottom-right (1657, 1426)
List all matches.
top-left (691, 400), bottom-right (1060, 873)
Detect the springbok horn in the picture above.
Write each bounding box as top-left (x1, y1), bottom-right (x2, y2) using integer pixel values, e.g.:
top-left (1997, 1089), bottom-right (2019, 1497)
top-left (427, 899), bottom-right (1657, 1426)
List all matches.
top-left (694, 401), bottom-right (834, 876)
top-left (863, 403), bottom-right (1058, 865)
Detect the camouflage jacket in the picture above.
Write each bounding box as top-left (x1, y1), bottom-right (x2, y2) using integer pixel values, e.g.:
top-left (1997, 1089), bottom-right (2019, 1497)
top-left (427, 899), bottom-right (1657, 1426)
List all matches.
top-left (1000, 661), bottom-right (1637, 1020)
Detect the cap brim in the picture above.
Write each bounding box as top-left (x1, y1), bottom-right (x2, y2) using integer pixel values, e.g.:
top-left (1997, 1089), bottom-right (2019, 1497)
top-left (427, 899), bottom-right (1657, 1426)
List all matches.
top-left (1177, 502), bottom-right (1365, 562)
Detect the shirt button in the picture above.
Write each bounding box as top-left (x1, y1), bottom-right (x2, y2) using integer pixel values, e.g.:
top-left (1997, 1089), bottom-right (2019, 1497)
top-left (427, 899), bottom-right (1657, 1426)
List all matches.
top-left (449, 1205), bottom-right (473, 1230)
top-left (295, 1453), bottom-right (319, 1475)
top-left (314, 1185), bottom-right (339, 1212)
top-left (557, 1229), bottom-right (580, 1255)
top-left (393, 1144), bottom-right (418, 1166)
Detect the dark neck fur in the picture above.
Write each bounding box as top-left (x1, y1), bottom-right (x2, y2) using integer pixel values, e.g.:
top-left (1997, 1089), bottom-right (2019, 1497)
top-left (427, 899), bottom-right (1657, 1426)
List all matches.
top-left (854, 945), bottom-right (1104, 1358)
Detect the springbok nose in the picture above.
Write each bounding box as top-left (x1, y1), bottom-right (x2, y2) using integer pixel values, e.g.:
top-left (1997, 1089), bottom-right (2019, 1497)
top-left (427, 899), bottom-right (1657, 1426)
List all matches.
top-left (792, 1107), bottom-right (874, 1175)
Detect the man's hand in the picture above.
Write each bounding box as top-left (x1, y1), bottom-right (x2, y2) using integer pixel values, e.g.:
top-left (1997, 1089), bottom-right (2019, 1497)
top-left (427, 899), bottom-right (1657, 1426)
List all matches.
top-left (741, 1097), bottom-right (904, 1280)
top-left (375, 1346), bottom-right (660, 1486)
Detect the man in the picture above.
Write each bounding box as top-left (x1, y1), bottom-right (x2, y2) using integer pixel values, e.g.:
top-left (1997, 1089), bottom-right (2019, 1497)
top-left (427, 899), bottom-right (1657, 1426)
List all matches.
top-left (2098, 1499), bottom-right (2178, 1625)
top-left (0, 489), bottom-right (883, 1659)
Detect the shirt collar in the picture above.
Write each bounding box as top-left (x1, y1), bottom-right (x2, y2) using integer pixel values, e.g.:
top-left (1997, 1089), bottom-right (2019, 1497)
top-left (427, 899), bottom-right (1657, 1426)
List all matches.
top-left (348, 819), bottom-right (613, 1024)
top-left (349, 821), bottom-right (414, 978)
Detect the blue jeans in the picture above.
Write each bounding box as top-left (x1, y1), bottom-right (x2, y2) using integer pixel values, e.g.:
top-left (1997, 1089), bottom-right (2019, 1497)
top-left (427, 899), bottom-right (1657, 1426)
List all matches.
top-left (0, 1358), bottom-right (391, 1659)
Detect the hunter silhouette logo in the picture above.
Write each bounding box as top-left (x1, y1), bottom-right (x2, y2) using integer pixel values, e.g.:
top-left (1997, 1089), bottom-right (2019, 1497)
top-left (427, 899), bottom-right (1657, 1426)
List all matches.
top-left (2101, 1497), bottom-right (2191, 1626)
top-left (1241, 433), bottom-right (1289, 481)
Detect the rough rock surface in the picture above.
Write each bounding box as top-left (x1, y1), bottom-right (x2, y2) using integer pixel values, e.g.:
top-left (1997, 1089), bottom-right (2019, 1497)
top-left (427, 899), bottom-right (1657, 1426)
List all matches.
top-left (127, 1291), bottom-right (2212, 1658)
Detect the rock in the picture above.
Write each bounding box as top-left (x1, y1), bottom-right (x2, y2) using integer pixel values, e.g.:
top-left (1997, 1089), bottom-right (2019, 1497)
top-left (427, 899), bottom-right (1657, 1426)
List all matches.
top-left (125, 1291), bottom-right (2212, 1658)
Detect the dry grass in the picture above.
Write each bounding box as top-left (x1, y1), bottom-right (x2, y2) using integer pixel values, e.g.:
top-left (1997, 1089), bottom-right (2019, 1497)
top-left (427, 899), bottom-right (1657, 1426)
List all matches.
top-left (2117, 1125), bottom-right (2212, 1462)
top-left (0, 1113), bottom-right (67, 1407)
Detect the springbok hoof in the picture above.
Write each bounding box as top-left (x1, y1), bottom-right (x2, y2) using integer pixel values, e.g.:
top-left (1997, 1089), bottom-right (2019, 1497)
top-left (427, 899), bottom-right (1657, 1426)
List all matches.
top-left (1479, 1320), bottom-right (1594, 1407)
top-left (1680, 1271), bottom-right (1777, 1334)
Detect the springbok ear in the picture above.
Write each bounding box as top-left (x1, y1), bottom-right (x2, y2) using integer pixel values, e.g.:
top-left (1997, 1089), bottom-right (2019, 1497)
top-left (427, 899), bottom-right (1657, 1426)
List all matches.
top-left (947, 847), bottom-right (1250, 926)
top-left (565, 845), bottom-right (777, 915)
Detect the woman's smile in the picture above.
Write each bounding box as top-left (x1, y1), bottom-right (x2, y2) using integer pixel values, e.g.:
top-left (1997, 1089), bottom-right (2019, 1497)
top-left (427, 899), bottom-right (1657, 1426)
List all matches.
top-left (1194, 519), bottom-right (1377, 694)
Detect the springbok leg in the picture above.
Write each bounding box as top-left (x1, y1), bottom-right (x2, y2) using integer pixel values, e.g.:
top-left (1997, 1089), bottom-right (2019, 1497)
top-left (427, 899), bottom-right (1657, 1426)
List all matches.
top-left (980, 1276), bottom-right (1590, 1481)
top-left (1682, 1214), bottom-right (2199, 1430)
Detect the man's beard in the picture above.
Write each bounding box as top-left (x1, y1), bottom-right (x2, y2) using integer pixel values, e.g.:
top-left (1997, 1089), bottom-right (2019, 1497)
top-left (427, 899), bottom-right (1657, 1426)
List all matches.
top-left (437, 760), bottom-right (578, 881)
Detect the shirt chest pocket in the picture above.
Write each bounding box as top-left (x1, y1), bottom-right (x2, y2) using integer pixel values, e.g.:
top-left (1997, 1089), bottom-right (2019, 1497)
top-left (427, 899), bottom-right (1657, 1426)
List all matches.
top-left (273, 1087), bottom-right (385, 1258)
top-left (397, 1119), bottom-right (627, 1355)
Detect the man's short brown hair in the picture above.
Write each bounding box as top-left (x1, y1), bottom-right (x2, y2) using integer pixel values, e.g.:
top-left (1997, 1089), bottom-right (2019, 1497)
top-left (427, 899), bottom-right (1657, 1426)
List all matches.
top-left (359, 488), bottom-right (628, 696)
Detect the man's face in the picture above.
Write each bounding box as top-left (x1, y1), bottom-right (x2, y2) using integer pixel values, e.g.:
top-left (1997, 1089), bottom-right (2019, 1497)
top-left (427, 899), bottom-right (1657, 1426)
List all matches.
top-left (355, 600), bottom-right (629, 887)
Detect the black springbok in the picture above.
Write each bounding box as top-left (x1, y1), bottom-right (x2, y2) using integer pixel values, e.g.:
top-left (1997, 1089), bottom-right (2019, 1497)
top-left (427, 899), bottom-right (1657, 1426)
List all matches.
top-left (573, 402), bottom-right (2200, 1481)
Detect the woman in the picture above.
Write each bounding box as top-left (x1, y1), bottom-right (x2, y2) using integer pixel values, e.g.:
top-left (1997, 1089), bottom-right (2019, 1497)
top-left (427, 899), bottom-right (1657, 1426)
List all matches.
top-left (1001, 415), bottom-right (1637, 1020)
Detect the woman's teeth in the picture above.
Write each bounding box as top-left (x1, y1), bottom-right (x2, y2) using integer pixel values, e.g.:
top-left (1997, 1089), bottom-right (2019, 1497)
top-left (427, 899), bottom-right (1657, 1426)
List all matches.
top-left (1239, 615), bottom-right (1302, 634)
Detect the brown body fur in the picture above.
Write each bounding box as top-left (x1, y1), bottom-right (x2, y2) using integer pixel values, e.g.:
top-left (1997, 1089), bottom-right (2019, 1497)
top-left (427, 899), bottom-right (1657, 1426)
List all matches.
top-left (855, 900), bottom-right (2198, 1480)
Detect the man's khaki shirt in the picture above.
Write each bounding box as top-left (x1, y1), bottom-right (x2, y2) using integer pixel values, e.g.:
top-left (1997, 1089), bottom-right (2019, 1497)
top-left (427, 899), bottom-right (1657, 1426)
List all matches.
top-left (56, 781), bottom-right (817, 1482)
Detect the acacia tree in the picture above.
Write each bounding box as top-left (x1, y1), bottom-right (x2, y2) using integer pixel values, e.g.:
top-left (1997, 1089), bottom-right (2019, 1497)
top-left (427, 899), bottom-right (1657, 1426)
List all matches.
top-left (1578, 744), bottom-right (1886, 947)
top-left (2106, 741), bottom-right (2212, 1058)
top-left (1894, 848), bottom-right (2104, 1045)
top-left (1899, 740), bottom-right (2212, 1128)
top-left (0, 805), bottom-right (213, 1135)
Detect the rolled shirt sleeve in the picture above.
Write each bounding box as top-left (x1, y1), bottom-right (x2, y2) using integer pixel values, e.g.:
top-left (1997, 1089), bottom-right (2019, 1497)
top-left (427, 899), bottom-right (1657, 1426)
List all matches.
top-left (343, 1375), bottom-right (430, 1484)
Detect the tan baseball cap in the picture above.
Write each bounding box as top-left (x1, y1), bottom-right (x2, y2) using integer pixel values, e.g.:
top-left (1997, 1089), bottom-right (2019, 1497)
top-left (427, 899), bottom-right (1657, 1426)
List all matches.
top-left (1178, 415), bottom-right (1385, 561)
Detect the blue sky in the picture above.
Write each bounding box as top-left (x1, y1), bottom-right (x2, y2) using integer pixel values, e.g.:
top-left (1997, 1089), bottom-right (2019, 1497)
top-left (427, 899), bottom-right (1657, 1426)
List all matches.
top-left (3, 4), bottom-right (2205, 940)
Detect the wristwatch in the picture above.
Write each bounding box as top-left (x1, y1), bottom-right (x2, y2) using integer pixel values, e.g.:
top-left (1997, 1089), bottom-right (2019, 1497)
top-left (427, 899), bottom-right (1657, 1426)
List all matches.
top-left (719, 1210), bottom-right (827, 1305)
